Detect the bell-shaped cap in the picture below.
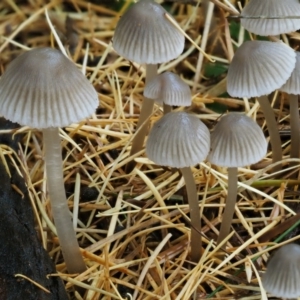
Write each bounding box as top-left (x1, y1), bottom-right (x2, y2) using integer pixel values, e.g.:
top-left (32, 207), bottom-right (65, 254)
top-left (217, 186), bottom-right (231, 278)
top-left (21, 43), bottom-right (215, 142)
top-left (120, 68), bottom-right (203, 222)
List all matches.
top-left (241, 0), bottom-right (300, 36)
top-left (146, 112), bottom-right (210, 168)
top-left (113, 0), bottom-right (184, 64)
top-left (0, 48), bottom-right (98, 129)
top-left (280, 52), bottom-right (300, 94)
top-left (207, 113), bottom-right (267, 167)
top-left (144, 72), bottom-right (191, 106)
top-left (227, 40), bottom-right (296, 98)
top-left (263, 243), bottom-right (300, 298)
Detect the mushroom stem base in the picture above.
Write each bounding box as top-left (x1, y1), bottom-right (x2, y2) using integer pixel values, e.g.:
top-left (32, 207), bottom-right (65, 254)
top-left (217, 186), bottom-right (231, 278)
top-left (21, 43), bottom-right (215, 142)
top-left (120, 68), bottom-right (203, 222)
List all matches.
top-left (181, 167), bottom-right (202, 262)
top-left (217, 167), bottom-right (237, 246)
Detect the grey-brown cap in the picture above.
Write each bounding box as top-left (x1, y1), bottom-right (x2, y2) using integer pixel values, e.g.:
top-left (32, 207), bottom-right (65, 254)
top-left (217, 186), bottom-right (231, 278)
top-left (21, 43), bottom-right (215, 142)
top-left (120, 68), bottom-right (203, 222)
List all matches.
top-left (207, 113), bottom-right (267, 167)
top-left (280, 51), bottom-right (300, 94)
top-left (143, 72), bottom-right (191, 106)
top-left (0, 48), bottom-right (98, 128)
top-left (241, 0), bottom-right (300, 36)
top-left (227, 40), bottom-right (296, 98)
top-left (113, 0), bottom-right (184, 64)
top-left (263, 243), bottom-right (300, 298)
top-left (146, 112), bottom-right (210, 168)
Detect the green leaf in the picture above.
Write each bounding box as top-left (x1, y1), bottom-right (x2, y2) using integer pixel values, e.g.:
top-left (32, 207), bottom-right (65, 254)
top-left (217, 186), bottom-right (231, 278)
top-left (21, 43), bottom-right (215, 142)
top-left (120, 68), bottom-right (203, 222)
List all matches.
top-left (206, 102), bottom-right (227, 114)
top-left (204, 62), bottom-right (227, 78)
top-left (229, 21), bottom-right (251, 42)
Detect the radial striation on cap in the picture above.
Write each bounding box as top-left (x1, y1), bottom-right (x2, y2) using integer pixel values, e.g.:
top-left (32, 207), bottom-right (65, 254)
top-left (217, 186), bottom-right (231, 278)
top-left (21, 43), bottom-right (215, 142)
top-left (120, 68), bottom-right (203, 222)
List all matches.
top-left (0, 48), bottom-right (99, 128)
top-left (207, 113), bottom-right (267, 168)
top-left (263, 243), bottom-right (300, 298)
top-left (113, 0), bottom-right (184, 64)
top-left (146, 112), bottom-right (210, 168)
top-left (280, 51), bottom-right (300, 94)
top-left (227, 40), bottom-right (296, 98)
top-left (241, 0), bottom-right (300, 36)
top-left (144, 72), bottom-right (191, 106)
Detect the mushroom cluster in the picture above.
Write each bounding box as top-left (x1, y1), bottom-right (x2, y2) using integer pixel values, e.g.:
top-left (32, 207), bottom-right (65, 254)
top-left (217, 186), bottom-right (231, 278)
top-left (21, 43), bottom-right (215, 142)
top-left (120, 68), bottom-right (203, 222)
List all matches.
top-left (230, 0), bottom-right (300, 169)
top-left (113, 0), bottom-right (185, 171)
top-left (1, 0), bottom-right (295, 283)
top-left (227, 40), bottom-right (296, 171)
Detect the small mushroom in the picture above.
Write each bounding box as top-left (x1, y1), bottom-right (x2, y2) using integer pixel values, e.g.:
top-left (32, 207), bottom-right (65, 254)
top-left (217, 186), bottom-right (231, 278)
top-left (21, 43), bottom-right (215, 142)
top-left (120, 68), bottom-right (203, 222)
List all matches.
top-left (241, 0), bottom-right (300, 36)
top-left (263, 243), bottom-right (300, 298)
top-left (146, 111), bottom-right (210, 262)
top-left (0, 48), bottom-right (99, 273)
top-left (113, 0), bottom-right (184, 64)
top-left (207, 113), bottom-right (267, 245)
top-left (144, 71), bottom-right (191, 114)
top-left (113, 0), bottom-right (185, 171)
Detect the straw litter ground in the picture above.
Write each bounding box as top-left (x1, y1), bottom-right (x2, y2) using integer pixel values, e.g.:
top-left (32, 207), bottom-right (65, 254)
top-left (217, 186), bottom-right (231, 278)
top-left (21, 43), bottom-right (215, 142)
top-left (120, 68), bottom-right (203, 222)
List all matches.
top-left (1, 0), bottom-right (300, 299)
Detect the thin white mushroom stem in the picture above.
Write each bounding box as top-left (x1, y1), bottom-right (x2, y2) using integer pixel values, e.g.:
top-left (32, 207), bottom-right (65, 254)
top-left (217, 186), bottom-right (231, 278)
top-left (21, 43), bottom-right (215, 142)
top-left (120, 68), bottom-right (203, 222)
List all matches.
top-left (257, 95), bottom-right (282, 171)
top-left (180, 167), bottom-right (202, 262)
top-left (289, 94), bottom-right (300, 159)
top-left (43, 127), bottom-right (86, 274)
top-left (217, 167), bottom-right (237, 246)
top-left (127, 64), bottom-right (157, 171)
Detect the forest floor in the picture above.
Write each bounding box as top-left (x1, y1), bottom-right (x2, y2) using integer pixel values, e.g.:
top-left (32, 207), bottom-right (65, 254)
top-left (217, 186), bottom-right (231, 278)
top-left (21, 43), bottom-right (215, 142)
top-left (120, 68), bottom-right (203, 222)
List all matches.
top-left (0, 0), bottom-right (300, 299)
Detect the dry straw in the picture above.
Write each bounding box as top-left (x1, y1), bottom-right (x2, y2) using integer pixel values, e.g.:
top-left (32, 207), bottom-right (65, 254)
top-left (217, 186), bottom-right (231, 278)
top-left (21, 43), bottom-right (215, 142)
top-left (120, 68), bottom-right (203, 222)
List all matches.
top-left (0, 0), bottom-right (299, 298)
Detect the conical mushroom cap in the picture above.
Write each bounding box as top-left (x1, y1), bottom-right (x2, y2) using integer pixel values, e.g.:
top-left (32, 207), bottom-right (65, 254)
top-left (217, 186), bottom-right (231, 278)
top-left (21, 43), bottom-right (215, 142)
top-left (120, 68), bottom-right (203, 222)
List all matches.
top-left (113, 0), bottom-right (184, 64)
top-left (207, 113), bottom-right (267, 167)
top-left (146, 112), bottom-right (210, 168)
top-left (144, 72), bottom-right (191, 106)
top-left (0, 48), bottom-right (98, 129)
top-left (241, 0), bottom-right (300, 36)
top-left (227, 40), bottom-right (296, 98)
top-left (263, 243), bottom-right (300, 298)
top-left (280, 52), bottom-right (300, 94)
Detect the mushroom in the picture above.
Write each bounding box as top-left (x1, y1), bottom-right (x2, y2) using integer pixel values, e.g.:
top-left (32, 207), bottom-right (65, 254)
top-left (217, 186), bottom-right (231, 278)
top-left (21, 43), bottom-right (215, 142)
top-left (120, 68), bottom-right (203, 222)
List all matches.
top-left (0, 48), bottom-right (99, 273)
top-left (143, 71), bottom-right (191, 114)
top-left (263, 243), bottom-right (300, 298)
top-left (241, 0), bottom-right (300, 36)
top-left (280, 51), bottom-right (300, 161)
top-left (146, 111), bottom-right (210, 262)
top-left (113, 0), bottom-right (184, 171)
top-left (207, 113), bottom-right (267, 245)
top-left (227, 40), bottom-right (296, 171)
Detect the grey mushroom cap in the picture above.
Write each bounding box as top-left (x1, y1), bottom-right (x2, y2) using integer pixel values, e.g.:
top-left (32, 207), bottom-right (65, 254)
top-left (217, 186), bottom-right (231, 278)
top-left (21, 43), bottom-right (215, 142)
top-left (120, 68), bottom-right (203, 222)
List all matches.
top-left (0, 48), bottom-right (98, 129)
top-left (207, 113), bottom-right (267, 168)
top-left (143, 72), bottom-right (192, 106)
top-left (146, 111), bottom-right (210, 168)
top-left (241, 0), bottom-right (300, 36)
top-left (227, 40), bottom-right (296, 98)
top-left (280, 52), bottom-right (300, 94)
top-left (113, 0), bottom-right (184, 64)
top-left (263, 243), bottom-right (300, 298)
